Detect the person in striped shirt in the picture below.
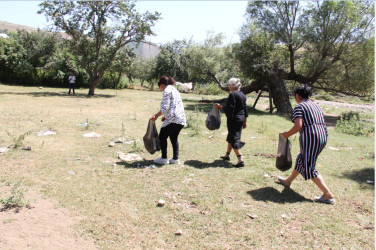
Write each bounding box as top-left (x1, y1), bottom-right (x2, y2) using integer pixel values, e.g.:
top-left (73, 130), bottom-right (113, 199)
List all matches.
top-left (278, 85), bottom-right (335, 204)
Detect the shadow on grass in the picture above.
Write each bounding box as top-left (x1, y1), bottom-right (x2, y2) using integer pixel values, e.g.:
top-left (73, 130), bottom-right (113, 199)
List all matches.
top-left (0, 91), bottom-right (115, 98)
top-left (183, 159), bottom-right (236, 169)
top-left (342, 167), bottom-right (374, 184)
top-left (116, 159), bottom-right (156, 169)
top-left (247, 186), bottom-right (312, 204)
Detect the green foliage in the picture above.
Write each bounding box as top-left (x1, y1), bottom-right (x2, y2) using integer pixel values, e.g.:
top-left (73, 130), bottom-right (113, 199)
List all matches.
top-left (336, 111), bottom-right (374, 137)
top-left (0, 30), bottom-right (84, 87)
top-left (186, 106), bottom-right (202, 137)
top-left (315, 93), bottom-right (334, 101)
top-left (154, 40), bottom-right (192, 82)
top-left (233, 23), bottom-right (275, 79)
top-left (6, 130), bottom-right (32, 148)
top-left (0, 181), bottom-right (29, 210)
top-left (183, 33), bottom-right (239, 84)
top-left (38, 0), bottom-right (161, 95)
top-left (194, 82), bottom-right (224, 96)
top-left (243, 1), bottom-right (375, 97)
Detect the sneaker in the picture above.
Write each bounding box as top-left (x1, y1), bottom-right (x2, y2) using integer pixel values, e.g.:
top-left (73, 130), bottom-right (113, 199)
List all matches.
top-left (169, 159), bottom-right (180, 164)
top-left (154, 157), bottom-right (169, 165)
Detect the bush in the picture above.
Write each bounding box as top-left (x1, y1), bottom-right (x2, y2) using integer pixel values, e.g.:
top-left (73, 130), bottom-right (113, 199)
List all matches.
top-left (186, 106), bottom-right (202, 136)
top-left (315, 93), bottom-right (334, 101)
top-left (194, 82), bottom-right (224, 96)
top-left (335, 111), bottom-right (374, 137)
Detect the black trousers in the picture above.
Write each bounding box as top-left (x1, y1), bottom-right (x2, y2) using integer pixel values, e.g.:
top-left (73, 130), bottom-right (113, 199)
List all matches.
top-left (68, 83), bottom-right (75, 94)
top-left (159, 123), bottom-right (184, 159)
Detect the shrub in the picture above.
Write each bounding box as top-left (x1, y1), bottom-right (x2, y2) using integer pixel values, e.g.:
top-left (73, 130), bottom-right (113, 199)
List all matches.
top-left (186, 106), bottom-right (202, 136)
top-left (0, 181), bottom-right (30, 210)
top-left (194, 82), bottom-right (224, 96)
top-left (335, 111), bottom-right (374, 137)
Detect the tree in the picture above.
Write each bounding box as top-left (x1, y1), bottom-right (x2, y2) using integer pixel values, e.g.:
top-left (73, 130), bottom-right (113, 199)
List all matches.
top-left (107, 47), bottom-right (136, 89)
top-left (183, 33), bottom-right (240, 87)
top-left (0, 30), bottom-right (61, 85)
top-left (234, 1), bottom-right (374, 114)
top-left (38, 0), bottom-right (160, 95)
top-left (154, 39), bottom-right (192, 82)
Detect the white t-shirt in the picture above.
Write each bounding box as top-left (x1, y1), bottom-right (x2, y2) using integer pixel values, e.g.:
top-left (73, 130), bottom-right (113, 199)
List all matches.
top-left (68, 75), bottom-right (76, 84)
top-left (160, 85), bottom-right (186, 128)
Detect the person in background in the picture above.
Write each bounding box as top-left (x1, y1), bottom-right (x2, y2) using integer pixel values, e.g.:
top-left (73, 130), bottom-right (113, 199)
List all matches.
top-left (278, 85), bottom-right (335, 204)
top-left (68, 72), bottom-right (76, 95)
top-left (214, 78), bottom-right (248, 167)
top-left (151, 76), bottom-right (186, 165)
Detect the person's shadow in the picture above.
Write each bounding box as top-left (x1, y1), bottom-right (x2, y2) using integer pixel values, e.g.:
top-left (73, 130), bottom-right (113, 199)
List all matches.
top-left (184, 159), bottom-right (237, 169)
top-left (247, 186), bottom-right (312, 204)
top-left (116, 159), bottom-right (235, 169)
top-left (116, 160), bottom-right (156, 169)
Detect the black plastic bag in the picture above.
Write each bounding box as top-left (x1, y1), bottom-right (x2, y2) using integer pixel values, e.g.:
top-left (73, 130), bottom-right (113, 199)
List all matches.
top-left (276, 134), bottom-right (292, 171)
top-left (205, 107), bottom-right (221, 130)
top-left (143, 120), bottom-right (161, 154)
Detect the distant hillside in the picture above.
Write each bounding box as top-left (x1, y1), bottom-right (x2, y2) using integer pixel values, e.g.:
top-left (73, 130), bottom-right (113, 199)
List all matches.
top-left (0, 20), bottom-right (38, 33)
top-left (0, 20), bottom-right (159, 58)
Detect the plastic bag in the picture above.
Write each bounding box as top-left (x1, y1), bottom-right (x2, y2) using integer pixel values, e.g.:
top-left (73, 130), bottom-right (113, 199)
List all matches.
top-left (143, 120), bottom-right (161, 154)
top-left (205, 107), bottom-right (221, 130)
top-left (276, 134), bottom-right (292, 171)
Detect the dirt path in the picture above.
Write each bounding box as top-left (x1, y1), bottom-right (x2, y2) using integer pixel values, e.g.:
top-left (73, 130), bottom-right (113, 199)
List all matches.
top-left (314, 100), bottom-right (374, 111)
top-left (0, 187), bottom-right (97, 250)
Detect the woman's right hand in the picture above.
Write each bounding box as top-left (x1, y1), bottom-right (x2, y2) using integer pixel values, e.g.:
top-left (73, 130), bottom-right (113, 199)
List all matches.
top-left (214, 103), bottom-right (222, 109)
top-left (150, 115), bottom-right (157, 121)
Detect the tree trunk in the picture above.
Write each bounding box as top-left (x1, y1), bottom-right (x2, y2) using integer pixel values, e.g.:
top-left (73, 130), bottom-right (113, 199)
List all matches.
top-left (209, 69), bottom-right (293, 114)
top-left (88, 72), bottom-right (105, 96)
top-left (267, 67), bottom-right (293, 114)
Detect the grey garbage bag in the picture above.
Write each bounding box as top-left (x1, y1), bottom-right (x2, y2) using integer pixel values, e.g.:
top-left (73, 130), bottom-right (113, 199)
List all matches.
top-left (205, 107), bottom-right (221, 130)
top-left (143, 120), bottom-right (161, 154)
top-left (276, 134), bottom-right (292, 171)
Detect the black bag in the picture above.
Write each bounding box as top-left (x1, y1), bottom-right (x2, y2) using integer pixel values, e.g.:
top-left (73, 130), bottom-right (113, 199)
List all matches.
top-left (143, 120), bottom-right (161, 154)
top-left (205, 107), bottom-right (221, 130)
top-left (276, 134), bottom-right (292, 171)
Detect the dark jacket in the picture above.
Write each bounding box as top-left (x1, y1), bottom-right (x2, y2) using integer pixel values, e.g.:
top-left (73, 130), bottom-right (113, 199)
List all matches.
top-left (223, 91), bottom-right (248, 122)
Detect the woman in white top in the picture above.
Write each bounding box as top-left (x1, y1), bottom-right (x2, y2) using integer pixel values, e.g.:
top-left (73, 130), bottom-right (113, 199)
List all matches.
top-left (151, 76), bottom-right (186, 165)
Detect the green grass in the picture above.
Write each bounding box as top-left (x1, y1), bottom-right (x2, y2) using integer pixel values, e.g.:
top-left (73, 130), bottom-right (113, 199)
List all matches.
top-left (0, 84), bottom-right (374, 249)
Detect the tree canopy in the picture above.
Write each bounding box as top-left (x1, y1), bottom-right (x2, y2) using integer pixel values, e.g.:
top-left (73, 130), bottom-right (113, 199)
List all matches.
top-left (234, 0), bottom-right (374, 113)
top-left (38, 0), bottom-right (160, 95)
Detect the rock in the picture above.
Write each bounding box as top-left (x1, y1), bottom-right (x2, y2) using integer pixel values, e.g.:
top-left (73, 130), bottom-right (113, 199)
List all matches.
top-left (157, 199), bottom-right (165, 207)
top-left (0, 147), bottom-right (10, 154)
top-left (83, 132), bottom-right (101, 138)
top-left (247, 213), bottom-right (258, 219)
top-left (67, 170), bottom-right (75, 175)
top-left (109, 141), bottom-right (115, 147)
top-left (38, 130), bottom-right (56, 136)
top-left (118, 152), bottom-right (143, 162)
top-left (175, 229), bottom-right (183, 235)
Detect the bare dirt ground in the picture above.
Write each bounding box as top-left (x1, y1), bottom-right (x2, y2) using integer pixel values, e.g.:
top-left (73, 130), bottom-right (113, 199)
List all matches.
top-left (0, 186), bottom-right (97, 250)
top-left (314, 100), bottom-right (374, 112)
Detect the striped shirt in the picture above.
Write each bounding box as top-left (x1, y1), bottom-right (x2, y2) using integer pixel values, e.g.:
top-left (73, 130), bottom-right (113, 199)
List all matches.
top-left (160, 85), bottom-right (186, 128)
top-left (292, 100), bottom-right (327, 134)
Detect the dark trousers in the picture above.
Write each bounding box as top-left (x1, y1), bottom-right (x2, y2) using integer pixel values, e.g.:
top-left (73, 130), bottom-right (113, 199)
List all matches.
top-left (159, 123), bottom-right (184, 159)
top-left (68, 83), bottom-right (75, 94)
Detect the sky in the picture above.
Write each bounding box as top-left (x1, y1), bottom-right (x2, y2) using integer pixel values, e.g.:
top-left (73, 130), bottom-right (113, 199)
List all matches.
top-left (0, 1), bottom-right (249, 45)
